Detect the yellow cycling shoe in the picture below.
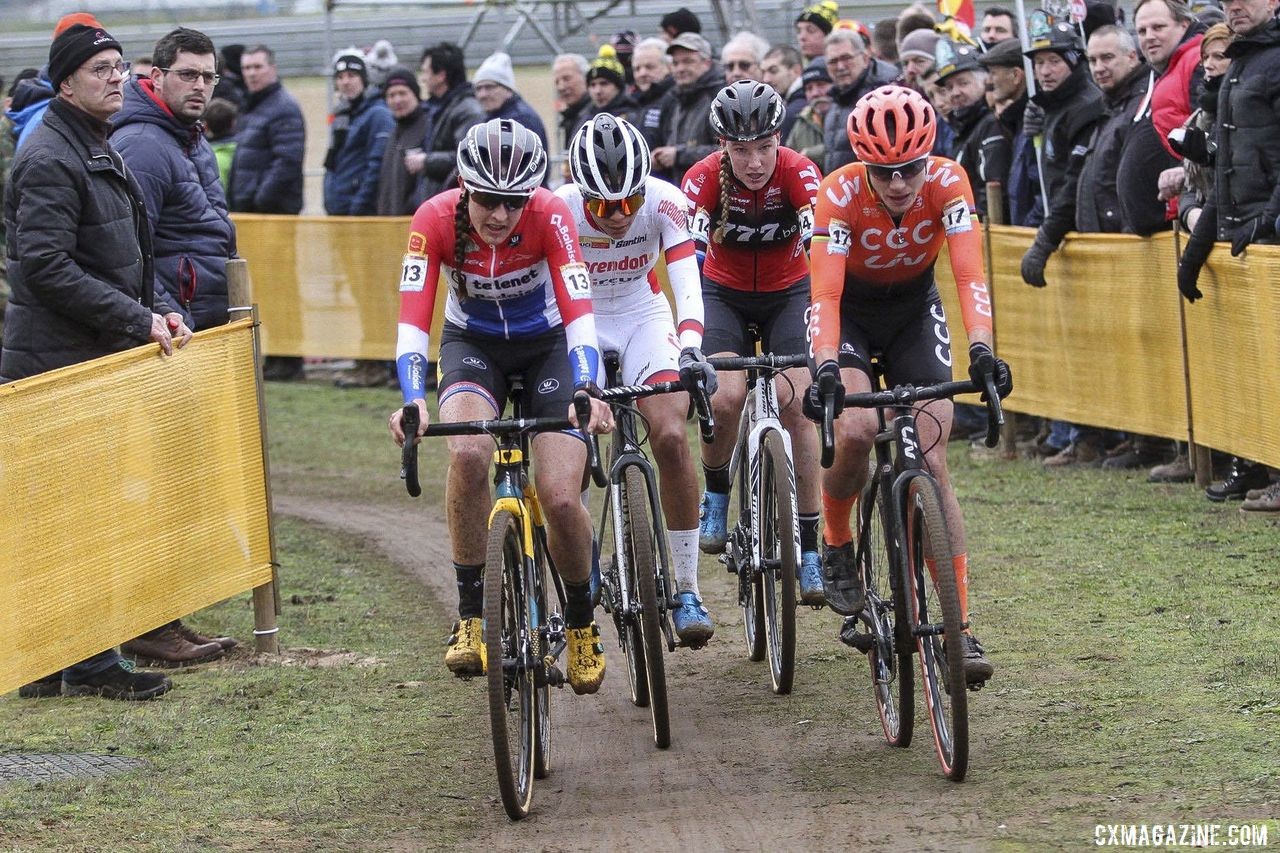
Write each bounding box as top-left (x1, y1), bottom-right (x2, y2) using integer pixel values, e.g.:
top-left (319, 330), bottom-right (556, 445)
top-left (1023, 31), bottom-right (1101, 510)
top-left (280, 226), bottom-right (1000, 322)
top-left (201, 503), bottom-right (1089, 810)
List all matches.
top-left (444, 617), bottom-right (486, 675)
top-left (566, 623), bottom-right (606, 695)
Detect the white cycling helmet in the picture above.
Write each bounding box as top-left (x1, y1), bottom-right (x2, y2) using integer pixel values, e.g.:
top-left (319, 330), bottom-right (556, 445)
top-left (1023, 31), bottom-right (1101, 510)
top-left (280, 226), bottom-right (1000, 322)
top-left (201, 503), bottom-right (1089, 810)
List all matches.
top-left (457, 118), bottom-right (547, 195)
top-left (569, 113), bottom-right (650, 200)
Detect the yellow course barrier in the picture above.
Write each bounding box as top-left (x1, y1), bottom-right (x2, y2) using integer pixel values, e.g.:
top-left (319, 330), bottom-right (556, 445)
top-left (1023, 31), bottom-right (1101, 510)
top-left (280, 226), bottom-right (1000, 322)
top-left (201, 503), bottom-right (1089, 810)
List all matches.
top-left (0, 319), bottom-right (275, 695)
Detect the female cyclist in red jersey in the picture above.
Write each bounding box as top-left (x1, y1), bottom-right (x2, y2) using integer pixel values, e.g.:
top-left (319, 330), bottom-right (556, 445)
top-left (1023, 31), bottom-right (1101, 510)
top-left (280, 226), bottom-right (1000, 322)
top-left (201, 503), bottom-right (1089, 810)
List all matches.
top-left (681, 80), bottom-right (827, 604)
top-left (388, 119), bottom-right (613, 695)
top-left (806, 85), bottom-right (1011, 684)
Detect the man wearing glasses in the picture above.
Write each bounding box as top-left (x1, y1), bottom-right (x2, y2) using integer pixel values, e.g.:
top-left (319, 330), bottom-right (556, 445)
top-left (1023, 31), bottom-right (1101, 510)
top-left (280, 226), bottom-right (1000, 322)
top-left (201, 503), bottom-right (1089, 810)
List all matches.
top-left (821, 27), bottom-right (896, 174)
top-left (3, 24), bottom-right (191, 701)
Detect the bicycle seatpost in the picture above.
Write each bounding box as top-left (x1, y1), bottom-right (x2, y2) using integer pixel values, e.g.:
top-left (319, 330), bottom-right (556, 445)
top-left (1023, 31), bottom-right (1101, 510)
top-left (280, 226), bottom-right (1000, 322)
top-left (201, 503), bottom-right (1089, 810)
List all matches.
top-left (574, 389), bottom-right (609, 487)
top-left (400, 404), bottom-right (422, 497)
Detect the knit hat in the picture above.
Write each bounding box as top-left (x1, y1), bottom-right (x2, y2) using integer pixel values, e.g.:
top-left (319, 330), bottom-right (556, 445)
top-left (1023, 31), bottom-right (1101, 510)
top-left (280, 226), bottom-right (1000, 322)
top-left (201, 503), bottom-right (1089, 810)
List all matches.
top-left (611, 30), bottom-right (638, 57)
top-left (48, 24), bottom-right (122, 90)
top-left (667, 32), bottom-right (713, 59)
top-left (333, 50), bottom-right (368, 83)
top-left (474, 51), bottom-right (516, 91)
top-left (977, 37), bottom-right (1024, 69)
top-left (801, 58), bottom-right (832, 86)
top-left (795, 1), bottom-right (840, 35)
top-left (661, 7), bottom-right (702, 36)
top-left (54, 12), bottom-right (102, 38)
top-left (899, 28), bottom-right (941, 63)
top-left (586, 45), bottom-right (626, 90)
top-left (382, 65), bottom-right (420, 100)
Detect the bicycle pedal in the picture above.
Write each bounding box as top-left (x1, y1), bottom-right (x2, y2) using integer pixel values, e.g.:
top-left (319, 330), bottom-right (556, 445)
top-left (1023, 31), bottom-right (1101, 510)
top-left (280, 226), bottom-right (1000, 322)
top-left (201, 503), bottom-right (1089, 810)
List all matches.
top-left (677, 638), bottom-right (710, 651)
top-left (838, 625), bottom-right (876, 653)
top-left (967, 679), bottom-right (986, 692)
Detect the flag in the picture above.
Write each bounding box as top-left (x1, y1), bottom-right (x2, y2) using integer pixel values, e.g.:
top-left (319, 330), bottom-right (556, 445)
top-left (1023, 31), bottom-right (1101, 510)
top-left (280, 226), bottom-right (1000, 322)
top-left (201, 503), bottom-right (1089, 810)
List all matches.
top-left (937, 0), bottom-right (975, 28)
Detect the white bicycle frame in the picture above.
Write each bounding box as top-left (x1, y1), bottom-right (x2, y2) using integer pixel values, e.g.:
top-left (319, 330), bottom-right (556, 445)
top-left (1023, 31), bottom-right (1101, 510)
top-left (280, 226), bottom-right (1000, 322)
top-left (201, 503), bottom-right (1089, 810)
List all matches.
top-left (731, 370), bottom-right (802, 577)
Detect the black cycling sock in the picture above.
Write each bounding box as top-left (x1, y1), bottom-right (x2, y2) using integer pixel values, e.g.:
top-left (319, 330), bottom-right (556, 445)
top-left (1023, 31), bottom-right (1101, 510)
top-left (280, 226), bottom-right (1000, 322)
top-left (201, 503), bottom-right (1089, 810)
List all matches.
top-left (563, 579), bottom-right (594, 629)
top-left (455, 563), bottom-right (484, 619)
top-left (703, 461), bottom-right (731, 495)
top-left (799, 513), bottom-right (820, 553)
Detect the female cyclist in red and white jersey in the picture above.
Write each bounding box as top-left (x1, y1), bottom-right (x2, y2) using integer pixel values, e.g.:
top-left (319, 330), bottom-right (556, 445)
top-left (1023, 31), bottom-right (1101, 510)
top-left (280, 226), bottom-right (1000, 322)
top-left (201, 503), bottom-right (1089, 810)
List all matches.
top-left (806, 86), bottom-right (1011, 684)
top-left (681, 80), bottom-right (826, 604)
top-left (558, 113), bottom-right (718, 645)
top-left (387, 118), bottom-right (613, 695)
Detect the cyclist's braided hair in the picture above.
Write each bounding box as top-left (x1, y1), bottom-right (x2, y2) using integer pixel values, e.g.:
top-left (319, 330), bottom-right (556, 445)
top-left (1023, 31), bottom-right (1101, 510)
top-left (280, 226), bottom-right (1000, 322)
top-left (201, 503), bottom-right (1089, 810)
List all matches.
top-left (451, 189), bottom-right (470, 288)
top-left (713, 149), bottom-right (734, 245)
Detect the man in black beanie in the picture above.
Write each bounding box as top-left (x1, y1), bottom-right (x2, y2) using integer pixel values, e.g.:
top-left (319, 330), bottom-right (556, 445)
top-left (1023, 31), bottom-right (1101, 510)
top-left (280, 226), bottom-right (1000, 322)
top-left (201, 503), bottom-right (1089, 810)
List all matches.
top-left (3, 22), bottom-right (189, 701)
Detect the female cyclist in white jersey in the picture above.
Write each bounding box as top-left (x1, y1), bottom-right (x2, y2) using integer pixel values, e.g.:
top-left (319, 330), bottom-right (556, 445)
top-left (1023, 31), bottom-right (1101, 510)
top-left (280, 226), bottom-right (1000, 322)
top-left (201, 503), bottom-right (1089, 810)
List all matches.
top-left (558, 113), bottom-right (719, 644)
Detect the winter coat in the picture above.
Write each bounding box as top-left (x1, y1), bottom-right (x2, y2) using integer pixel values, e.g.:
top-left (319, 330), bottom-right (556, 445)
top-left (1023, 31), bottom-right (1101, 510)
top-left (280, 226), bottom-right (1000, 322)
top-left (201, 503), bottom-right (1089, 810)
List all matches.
top-left (779, 80), bottom-right (806, 144)
top-left (1175, 76), bottom-right (1221, 230)
top-left (228, 82), bottom-right (306, 214)
top-left (111, 77), bottom-right (237, 331)
top-left (586, 91), bottom-right (638, 127)
top-left (624, 76), bottom-right (674, 151)
top-left (558, 93), bottom-right (592, 150)
top-left (490, 93), bottom-right (549, 152)
top-left (786, 103), bottom-right (826, 168)
top-left (1074, 64), bottom-right (1155, 234)
top-left (660, 67), bottom-right (726, 176)
top-left (6, 76), bottom-right (55, 150)
top-left (419, 82), bottom-right (485, 202)
top-left (1151, 25), bottom-right (1206, 159)
top-left (945, 101), bottom-right (1010, 219)
top-left (324, 90), bottom-right (394, 216)
top-left (823, 60), bottom-right (898, 174)
top-left (1212, 17), bottom-right (1280, 241)
top-left (999, 96), bottom-right (1043, 227)
top-left (2, 99), bottom-right (176, 381)
top-left (1030, 63), bottom-right (1105, 248)
top-left (376, 108), bottom-right (431, 216)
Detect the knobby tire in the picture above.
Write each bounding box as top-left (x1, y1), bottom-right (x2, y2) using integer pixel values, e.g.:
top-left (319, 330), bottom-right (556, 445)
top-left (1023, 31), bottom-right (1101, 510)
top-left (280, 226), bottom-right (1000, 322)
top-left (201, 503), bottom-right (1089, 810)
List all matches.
top-left (759, 430), bottom-right (797, 695)
top-left (624, 465), bottom-right (670, 749)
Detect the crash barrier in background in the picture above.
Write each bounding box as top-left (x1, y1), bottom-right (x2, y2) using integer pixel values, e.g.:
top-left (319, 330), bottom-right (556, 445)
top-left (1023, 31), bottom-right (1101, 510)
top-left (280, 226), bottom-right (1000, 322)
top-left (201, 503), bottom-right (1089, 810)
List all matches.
top-left (0, 284), bottom-right (281, 697)
top-left (233, 214), bottom-right (1279, 471)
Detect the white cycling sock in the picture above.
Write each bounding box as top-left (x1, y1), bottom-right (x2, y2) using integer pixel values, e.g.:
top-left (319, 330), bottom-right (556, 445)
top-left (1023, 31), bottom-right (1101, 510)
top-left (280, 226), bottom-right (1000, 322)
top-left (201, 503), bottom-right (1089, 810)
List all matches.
top-left (669, 528), bottom-right (700, 597)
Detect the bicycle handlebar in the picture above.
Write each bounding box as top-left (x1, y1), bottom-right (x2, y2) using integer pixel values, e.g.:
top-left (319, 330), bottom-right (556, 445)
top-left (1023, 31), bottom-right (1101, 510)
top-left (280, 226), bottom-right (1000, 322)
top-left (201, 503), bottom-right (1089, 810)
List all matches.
top-left (707, 353), bottom-right (809, 371)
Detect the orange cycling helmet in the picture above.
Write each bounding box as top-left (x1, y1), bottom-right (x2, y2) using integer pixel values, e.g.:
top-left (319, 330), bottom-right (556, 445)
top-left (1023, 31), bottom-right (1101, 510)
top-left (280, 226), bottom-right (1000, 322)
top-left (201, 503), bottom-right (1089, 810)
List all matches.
top-left (846, 85), bottom-right (937, 166)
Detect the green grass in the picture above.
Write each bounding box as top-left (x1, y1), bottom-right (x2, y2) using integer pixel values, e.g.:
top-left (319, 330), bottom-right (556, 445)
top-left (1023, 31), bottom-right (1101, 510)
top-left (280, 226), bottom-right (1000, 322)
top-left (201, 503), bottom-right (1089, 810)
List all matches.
top-left (3, 382), bottom-right (1278, 849)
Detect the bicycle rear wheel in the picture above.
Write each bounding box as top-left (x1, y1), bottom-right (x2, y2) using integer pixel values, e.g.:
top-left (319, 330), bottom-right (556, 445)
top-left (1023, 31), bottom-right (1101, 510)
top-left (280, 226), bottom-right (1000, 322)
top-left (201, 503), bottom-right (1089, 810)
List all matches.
top-left (485, 510), bottom-right (537, 819)
top-left (532, 527), bottom-right (552, 779)
top-left (859, 474), bottom-right (912, 748)
top-left (624, 465), bottom-right (670, 749)
top-left (902, 475), bottom-right (968, 781)
top-left (758, 430), bottom-right (797, 695)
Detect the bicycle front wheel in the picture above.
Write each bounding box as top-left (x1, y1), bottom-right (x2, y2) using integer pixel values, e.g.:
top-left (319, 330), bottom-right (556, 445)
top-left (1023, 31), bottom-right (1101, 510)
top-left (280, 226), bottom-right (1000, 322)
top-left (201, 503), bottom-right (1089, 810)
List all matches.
top-left (624, 466), bottom-right (670, 749)
top-left (531, 526), bottom-right (552, 780)
top-left (758, 430), bottom-right (797, 695)
top-left (860, 474), bottom-right (912, 748)
top-left (902, 475), bottom-right (968, 781)
top-left (738, 418), bottom-right (766, 662)
top-left (485, 510), bottom-right (537, 819)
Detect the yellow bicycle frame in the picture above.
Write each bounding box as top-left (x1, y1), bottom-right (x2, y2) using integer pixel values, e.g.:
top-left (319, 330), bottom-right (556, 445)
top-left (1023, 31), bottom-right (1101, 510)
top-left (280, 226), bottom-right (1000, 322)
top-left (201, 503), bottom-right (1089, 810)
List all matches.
top-left (488, 447), bottom-right (544, 559)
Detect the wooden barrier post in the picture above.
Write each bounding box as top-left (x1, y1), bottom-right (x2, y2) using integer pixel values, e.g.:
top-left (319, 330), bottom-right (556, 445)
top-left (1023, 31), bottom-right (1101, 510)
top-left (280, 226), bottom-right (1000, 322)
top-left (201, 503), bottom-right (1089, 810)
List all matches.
top-left (984, 182), bottom-right (1020, 459)
top-left (227, 258), bottom-right (281, 654)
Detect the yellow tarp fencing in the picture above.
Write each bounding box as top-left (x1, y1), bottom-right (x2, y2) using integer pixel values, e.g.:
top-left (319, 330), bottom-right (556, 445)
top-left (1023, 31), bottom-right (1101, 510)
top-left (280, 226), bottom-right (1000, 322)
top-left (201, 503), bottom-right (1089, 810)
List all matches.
top-left (234, 215), bottom-right (1278, 468)
top-left (0, 319), bottom-right (274, 694)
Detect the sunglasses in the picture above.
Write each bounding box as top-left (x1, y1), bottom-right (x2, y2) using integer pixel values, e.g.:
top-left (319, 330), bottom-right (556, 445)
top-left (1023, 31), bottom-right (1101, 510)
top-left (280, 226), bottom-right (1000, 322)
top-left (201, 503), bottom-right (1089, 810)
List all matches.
top-left (470, 191), bottom-right (530, 211)
top-left (723, 59), bottom-right (756, 72)
top-left (585, 191), bottom-right (645, 219)
top-left (865, 157), bottom-right (929, 183)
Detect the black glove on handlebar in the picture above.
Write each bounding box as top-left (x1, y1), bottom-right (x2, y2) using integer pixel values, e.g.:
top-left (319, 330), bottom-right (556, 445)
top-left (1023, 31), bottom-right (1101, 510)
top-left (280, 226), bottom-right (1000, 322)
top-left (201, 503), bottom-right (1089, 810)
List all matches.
top-left (803, 359), bottom-right (844, 422)
top-left (678, 346), bottom-right (718, 397)
top-left (967, 343), bottom-right (1013, 401)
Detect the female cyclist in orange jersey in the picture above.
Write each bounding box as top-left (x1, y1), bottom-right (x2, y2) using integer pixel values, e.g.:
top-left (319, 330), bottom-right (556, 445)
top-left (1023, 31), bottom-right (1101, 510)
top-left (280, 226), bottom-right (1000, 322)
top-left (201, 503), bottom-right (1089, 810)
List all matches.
top-left (806, 86), bottom-right (1011, 684)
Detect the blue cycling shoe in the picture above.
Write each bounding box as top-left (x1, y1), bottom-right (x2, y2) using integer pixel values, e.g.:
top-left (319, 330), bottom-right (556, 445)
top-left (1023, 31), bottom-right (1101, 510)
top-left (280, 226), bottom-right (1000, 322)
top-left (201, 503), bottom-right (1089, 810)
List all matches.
top-left (698, 491), bottom-right (730, 554)
top-left (798, 550), bottom-right (826, 607)
top-left (672, 591), bottom-right (714, 646)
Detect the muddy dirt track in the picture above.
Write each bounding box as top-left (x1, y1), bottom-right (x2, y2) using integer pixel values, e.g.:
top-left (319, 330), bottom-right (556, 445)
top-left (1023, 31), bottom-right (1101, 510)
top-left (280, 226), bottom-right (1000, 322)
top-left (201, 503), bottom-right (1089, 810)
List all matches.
top-left (274, 492), bottom-right (1035, 852)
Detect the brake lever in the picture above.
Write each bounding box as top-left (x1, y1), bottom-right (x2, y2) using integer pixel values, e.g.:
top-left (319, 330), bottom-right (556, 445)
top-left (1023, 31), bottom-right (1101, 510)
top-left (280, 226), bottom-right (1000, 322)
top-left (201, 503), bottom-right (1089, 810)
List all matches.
top-left (400, 404), bottom-right (422, 497)
top-left (693, 379), bottom-right (715, 444)
top-left (983, 375), bottom-right (1004, 449)
top-left (574, 390), bottom-right (608, 488)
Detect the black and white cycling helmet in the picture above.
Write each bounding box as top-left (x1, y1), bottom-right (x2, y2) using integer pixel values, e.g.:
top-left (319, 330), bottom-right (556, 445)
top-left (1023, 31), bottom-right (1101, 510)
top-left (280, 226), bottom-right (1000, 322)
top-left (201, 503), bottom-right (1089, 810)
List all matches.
top-left (709, 80), bottom-right (785, 142)
top-left (569, 113), bottom-right (651, 200)
top-left (456, 118), bottom-right (547, 195)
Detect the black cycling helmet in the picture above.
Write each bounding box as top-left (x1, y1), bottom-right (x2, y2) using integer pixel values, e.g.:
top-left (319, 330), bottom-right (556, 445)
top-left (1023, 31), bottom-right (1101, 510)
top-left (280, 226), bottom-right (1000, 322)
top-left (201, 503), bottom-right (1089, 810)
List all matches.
top-left (456, 117), bottom-right (547, 195)
top-left (569, 113), bottom-right (651, 200)
top-left (709, 80), bottom-right (785, 142)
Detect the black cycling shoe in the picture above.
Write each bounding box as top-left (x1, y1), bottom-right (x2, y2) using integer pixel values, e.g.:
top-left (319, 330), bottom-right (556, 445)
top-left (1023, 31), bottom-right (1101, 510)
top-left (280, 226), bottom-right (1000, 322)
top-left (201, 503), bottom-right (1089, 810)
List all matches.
top-left (821, 542), bottom-right (865, 616)
top-left (956, 633), bottom-right (994, 685)
top-left (1205, 459), bottom-right (1270, 502)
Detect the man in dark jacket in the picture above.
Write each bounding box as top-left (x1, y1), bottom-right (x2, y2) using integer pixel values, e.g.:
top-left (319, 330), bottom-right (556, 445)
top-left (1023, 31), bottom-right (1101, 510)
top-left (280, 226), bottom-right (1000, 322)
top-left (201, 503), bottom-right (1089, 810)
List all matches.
top-left (584, 46), bottom-right (636, 122)
top-left (979, 38), bottom-right (1041, 225)
top-left (934, 39), bottom-right (1011, 218)
top-left (625, 38), bottom-right (675, 151)
top-left (762, 44), bottom-right (806, 142)
top-left (112, 27), bottom-right (236, 333)
top-left (415, 42), bottom-right (485, 202)
top-left (323, 51), bottom-right (393, 216)
top-left (653, 33), bottom-right (724, 179)
top-left (553, 53), bottom-right (592, 152)
top-left (3, 24), bottom-right (191, 701)
top-left (823, 28), bottom-right (898, 173)
top-left (1177, 0), bottom-right (1280, 507)
top-left (228, 45), bottom-right (305, 215)
top-left (376, 67), bottom-right (430, 216)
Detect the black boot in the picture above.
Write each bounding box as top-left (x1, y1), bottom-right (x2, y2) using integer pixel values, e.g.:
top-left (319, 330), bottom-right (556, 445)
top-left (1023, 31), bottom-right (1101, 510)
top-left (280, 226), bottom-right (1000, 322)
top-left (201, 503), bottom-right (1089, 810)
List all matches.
top-left (1205, 458), bottom-right (1270, 502)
